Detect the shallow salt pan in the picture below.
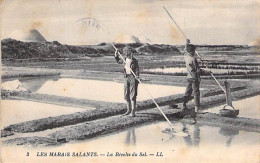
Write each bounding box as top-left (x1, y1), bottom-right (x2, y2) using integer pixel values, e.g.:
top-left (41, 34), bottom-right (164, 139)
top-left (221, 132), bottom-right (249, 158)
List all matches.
top-left (35, 78), bottom-right (186, 103)
top-left (0, 100), bottom-right (92, 129)
top-left (53, 121), bottom-right (260, 162)
top-left (2, 121), bottom-right (259, 162)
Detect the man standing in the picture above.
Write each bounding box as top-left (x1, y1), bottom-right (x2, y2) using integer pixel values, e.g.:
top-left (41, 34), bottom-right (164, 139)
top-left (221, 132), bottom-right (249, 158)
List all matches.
top-left (115, 46), bottom-right (140, 117)
top-left (183, 39), bottom-right (208, 113)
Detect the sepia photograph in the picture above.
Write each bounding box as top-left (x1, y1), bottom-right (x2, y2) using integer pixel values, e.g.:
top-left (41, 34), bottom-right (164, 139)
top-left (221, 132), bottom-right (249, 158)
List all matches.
top-left (1, 0), bottom-right (260, 162)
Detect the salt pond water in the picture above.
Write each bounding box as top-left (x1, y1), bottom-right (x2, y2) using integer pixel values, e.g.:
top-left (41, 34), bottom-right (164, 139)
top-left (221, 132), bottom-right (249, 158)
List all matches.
top-left (145, 67), bottom-right (186, 73)
top-left (50, 121), bottom-right (260, 162)
top-left (0, 100), bottom-right (92, 128)
top-left (22, 78), bottom-right (186, 103)
top-left (144, 67), bottom-right (259, 75)
top-left (205, 95), bottom-right (260, 119)
top-left (2, 121), bottom-right (259, 162)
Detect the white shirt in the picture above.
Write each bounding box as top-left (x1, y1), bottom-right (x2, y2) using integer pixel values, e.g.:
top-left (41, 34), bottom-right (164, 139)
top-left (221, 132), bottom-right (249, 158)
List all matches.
top-left (125, 58), bottom-right (132, 74)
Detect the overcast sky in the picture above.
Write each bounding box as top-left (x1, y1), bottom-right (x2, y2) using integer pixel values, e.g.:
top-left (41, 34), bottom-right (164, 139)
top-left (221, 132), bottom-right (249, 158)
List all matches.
top-left (1, 0), bottom-right (259, 45)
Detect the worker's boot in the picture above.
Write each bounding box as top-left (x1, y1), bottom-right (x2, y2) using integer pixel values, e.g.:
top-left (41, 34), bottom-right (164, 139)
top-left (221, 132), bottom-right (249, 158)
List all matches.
top-left (131, 100), bottom-right (136, 117)
top-left (123, 101), bottom-right (132, 116)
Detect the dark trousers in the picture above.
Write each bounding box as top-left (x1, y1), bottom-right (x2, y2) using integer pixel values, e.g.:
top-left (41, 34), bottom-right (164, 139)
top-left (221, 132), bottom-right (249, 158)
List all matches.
top-left (124, 75), bottom-right (138, 101)
top-left (183, 78), bottom-right (200, 106)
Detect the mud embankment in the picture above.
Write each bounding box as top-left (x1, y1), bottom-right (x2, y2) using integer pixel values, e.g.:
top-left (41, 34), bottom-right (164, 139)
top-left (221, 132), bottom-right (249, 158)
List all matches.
top-left (8, 92), bottom-right (120, 108)
top-left (47, 87), bottom-right (260, 142)
top-left (2, 85), bottom-right (260, 146)
top-left (49, 107), bottom-right (178, 141)
top-left (3, 109), bottom-right (260, 147)
top-left (3, 137), bottom-right (58, 147)
top-left (1, 83), bottom-right (249, 134)
top-left (2, 72), bottom-right (61, 80)
top-left (202, 74), bottom-right (260, 80)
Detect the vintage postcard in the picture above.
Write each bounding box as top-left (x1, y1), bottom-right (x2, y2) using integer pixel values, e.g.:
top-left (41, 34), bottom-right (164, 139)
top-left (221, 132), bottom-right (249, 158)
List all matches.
top-left (1, 0), bottom-right (260, 162)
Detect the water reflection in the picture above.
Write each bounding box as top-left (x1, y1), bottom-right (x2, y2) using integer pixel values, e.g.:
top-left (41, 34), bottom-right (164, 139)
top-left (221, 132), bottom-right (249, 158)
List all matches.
top-left (219, 128), bottom-right (239, 147)
top-left (124, 128), bottom-right (136, 145)
top-left (123, 122), bottom-right (242, 148)
top-left (182, 123), bottom-right (200, 147)
top-left (20, 77), bottom-right (59, 92)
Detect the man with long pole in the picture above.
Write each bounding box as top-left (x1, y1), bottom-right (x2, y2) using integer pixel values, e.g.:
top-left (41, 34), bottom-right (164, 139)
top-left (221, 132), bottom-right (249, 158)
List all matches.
top-left (163, 6), bottom-right (212, 113)
top-left (183, 39), bottom-right (210, 113)
top-left (112, 43), bottom-right (176, 128)
top-left (114, 46), bottom-right (139, 117)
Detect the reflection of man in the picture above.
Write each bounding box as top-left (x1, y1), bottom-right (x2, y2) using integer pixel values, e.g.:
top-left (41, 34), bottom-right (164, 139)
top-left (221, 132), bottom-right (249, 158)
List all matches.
top-left (182, 39), bottom-right (209, 113)
top-left (115, 46), bottom-right (140, 117)
top-left (182, 122), bottom-right (200, 146)
top-left (125, 128), bottom-right (136, 145)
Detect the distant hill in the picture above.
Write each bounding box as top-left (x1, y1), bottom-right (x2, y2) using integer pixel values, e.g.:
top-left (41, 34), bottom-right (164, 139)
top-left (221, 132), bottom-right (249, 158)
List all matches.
top-left (1, 39), bottom-right (181, 59)
top-left (136, 44), bottom-right (180, 55)
top-left (175, 44), bottom-right (259, 54)
top-left (1, 39), bottom-right (73, 59)
top-left (3, 38), bottom-right (258, 60)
